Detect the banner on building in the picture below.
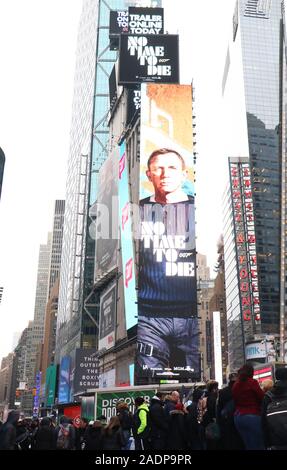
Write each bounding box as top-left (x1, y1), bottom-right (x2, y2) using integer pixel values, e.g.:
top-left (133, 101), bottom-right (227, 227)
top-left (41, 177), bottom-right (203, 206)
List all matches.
top-left (118, 141), bottom-right (138, 331)
top-left (136, 83), bottom-right (200, 381)
top-left (74, 349), bottom-right (99, 394)
top-left (98, 283), bottom-right (117, 351)
top-left (213, 311), bottom-right (223, 388)
top-left (94, 152), bottom-right (118, 283)
top-left (119, 34), bottom-right (179, 85)
top-left (45, 364), bottom-right (57, 407)
top-left (58, 356), bottom-right (71, 404)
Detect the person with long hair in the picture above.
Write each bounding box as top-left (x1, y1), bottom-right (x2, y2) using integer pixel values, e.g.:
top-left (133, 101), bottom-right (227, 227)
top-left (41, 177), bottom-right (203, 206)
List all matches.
top-left (232, 364), bottom-right (265, 449)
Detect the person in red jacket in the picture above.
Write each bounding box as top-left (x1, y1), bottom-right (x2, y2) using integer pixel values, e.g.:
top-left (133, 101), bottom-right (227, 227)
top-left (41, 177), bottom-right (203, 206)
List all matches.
top-left (232, 363), bottom-right (265, 449)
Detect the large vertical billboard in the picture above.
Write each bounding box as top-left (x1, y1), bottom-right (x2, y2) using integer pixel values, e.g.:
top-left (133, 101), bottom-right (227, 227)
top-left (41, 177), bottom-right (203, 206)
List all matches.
top-left (74, 349), bottom-right (99, 394)
top-left (45, 364), bottom-right (57, 407)
top-left (136, 84), bottom-right (200, 381)
top-left (58, 356), bottom-right (71, 404)
top-left (118, 141), bottom-right (138, 331)
top-left (229, 158), bottom-right (261, 333)
top-left (98, 283), bottom-right (117, 351)
top-left (213, 312), bottom-right (223, 388)
top-left (94, 152), bottom-right (118, 283)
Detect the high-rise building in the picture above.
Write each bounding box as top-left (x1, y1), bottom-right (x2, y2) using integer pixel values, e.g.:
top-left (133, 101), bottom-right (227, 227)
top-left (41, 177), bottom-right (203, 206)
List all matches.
top-left (222, 0), bottom-right (287, 368)
top-left (21, 235), bottom-right (51, 413)
top-left (0, 353), bottom-right (14, 420)
top-left (55, 0), bottom-right (158, 394)
top-left (48, 200), bottom-right (65, 296)
top-left (0, 147), bottom-right (5, 201)
top-left (197, 254), bottom-right (215, 381)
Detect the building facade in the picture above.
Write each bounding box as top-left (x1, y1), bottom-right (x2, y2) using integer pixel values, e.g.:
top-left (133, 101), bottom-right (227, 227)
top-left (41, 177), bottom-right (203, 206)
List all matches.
top-left (0, 147), bottom-right (5, 201)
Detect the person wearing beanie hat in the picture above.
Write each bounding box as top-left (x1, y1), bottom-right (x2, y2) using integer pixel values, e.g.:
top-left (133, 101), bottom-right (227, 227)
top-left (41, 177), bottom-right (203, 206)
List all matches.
top-left (262, 366), bottom-right (287, 449)
top-left (149, 394), bottom-right (168, 450)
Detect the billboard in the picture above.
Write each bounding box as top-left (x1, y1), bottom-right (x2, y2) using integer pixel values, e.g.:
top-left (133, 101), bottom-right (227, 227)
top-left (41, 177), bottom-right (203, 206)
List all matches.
top-left (74, 349), bottom-right (99, 394)
top-left (119, 34), bottom-right (179, 85)
top-left (45, 364), bottom-right (57, 407)
top-left (229, 159), bottom-right (261, 333)
top-left (128, 7), bottom-right (164, 34)
top-left (33, 371), bottom-right (42, 416)
top-left (136, 84), bottom-right (199, 381)
top-left (94, 151), bottom-right (118, 283)
top-left (213, 312), bottom-right (223, 388)
top-left (98, 282), bottom-right (117, 351)
top-left (109, 10), bottom-right (129, 37)
top-left (58, 356), bottom-right (71, 404)
top-left (118, 141), bottom-right (138, 331)
top-left (126, 85), bottom-right (141, 128)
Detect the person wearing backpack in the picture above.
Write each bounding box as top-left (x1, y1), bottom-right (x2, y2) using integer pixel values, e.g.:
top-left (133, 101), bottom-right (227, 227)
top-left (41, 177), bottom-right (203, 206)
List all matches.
top-left (55, 416), bottom-right (75, 450)
top-left (217, 373), bottom-right (244, 450)
top-left (262, 366), bottom-right (287, 450)
top-left (133, 397), bottom-right (151, 450)
top-left (116, 402), bottom-right (134, 450)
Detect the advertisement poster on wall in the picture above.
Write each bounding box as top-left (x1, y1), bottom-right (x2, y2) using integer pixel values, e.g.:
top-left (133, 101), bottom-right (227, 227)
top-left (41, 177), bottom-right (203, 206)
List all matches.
top-left (94, 152), bottom-right (118, 283)
top-left (136, 83), bottom-right (200, 381)
top-left (58, 356), bottom-right (71, 404)
top-left (98, 282), bottom-right (117, 351)
top-left (118, 141), bottom-right (138, 331)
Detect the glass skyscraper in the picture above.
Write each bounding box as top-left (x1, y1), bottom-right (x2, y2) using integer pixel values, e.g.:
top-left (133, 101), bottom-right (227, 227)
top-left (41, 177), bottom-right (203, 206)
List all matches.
top-left (223, 0), bottom-right (287, 368)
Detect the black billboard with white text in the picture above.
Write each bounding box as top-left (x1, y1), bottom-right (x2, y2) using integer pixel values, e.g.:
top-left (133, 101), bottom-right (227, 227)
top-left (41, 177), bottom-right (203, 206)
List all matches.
top-left (128, 7), bottom-right (164, 35)
top-left (119, 34), bottom-right (179, 85)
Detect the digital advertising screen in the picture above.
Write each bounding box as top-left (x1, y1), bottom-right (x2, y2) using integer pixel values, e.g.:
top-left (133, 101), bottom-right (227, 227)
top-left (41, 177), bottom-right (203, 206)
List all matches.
top-left (118, 141), bottom-right (138, 331)
top-left (58, 356), bottom-right (71, 404)
top-left (136, 83), bottom-right (200, 381)
top-left (119, 34), bottom-right (179, 85)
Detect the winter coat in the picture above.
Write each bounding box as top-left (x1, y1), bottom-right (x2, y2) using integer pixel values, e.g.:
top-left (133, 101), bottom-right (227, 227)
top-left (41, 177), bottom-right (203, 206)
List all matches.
top-left (0, 411), bottom-right (19, 450)
top-left (166, 410), bottom-right (187, 450)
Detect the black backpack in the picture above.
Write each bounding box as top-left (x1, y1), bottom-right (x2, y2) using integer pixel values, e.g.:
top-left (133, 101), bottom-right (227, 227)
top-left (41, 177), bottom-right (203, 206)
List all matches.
top-left (266, 396), bottom-right (287, 446)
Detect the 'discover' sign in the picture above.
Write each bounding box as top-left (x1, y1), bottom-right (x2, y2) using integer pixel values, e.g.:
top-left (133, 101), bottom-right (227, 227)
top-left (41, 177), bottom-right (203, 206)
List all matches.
top-left (119, 34), bottom-right (179, 85)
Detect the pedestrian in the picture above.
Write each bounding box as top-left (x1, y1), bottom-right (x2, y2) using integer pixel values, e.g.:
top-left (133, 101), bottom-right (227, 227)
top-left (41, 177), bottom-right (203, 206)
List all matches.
top-left (149, 392), bottom-right (168, 450)
top-left (217, 373), bottom-right (243, 450)
top-left (133, 397), bottom-right (151, 450)
top-left (33, 417), bottom-right (56, 450)
top-left (232, 364), bottom-right (265, 450)
top-left (0, 410), bottom-right (20, 450)
top-left (83, 420), bottom-right (103, 450)
top-left (102, 416), bottom-right (125, 451)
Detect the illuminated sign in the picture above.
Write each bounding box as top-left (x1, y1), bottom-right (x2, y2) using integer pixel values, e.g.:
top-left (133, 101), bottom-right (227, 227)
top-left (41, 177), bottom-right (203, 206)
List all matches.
top-left (128, 7), bottom-right (164, 34)
top-left (58, 356), bottom-right (71, 404)
top-left (230, 160), bottom-right (261, 327)
top-left (136, 84), bottom-right (199, 380)
top-left (118, 141), bottom-right (138, 330)
top-left (119, 34), bottom-right (179, 85)
top-left (213, 312), bottom-right (223, 388)
top-left (33, 371), bottom-right (42, 416)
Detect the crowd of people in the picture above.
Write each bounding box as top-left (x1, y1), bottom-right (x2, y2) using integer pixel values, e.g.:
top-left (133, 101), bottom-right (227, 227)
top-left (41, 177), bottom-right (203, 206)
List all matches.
top-left (0, 363), bottom-right (287, 451)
